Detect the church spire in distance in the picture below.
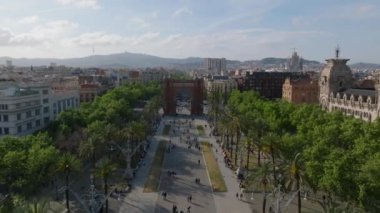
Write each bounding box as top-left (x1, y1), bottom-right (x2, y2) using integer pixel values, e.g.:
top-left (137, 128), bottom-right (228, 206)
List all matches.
top-left (335, 45), bottom-right (340, 59)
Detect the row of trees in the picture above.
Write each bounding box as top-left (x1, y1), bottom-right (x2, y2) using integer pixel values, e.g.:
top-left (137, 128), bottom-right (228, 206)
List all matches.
top-left (0, 82), bottom-right (162, 212)
top-left (213, 90), bottom-right (379, 212)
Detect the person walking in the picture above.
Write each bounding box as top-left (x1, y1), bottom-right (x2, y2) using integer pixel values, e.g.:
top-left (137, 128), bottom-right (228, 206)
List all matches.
top-left (236, 193), bottom-right (239, 199)
top-left (187, 206), bottom-right (191, 213)
top-left (189, 195), bottom-right (192, 202)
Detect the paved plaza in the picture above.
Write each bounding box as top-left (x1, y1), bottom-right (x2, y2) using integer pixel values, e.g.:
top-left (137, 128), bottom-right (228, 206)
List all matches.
top-left (114, 106), bottom-right (323, 213)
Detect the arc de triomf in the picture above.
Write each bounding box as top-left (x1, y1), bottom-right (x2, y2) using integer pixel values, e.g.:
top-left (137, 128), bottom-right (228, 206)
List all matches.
top-left (163, 79), bottom-right (204, 116)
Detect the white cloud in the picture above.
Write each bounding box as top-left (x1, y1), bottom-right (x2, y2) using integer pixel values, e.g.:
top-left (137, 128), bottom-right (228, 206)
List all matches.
top-left (56, 0), bottom-right (100, 9)
top-left (291, 16), bottom-right (304, 26)
top-left (70, 31), bottom-right (161, 47)
top-left (0, 27), bottom-right (12, 45)
top-left (134, 28), bottom-right (333, 60)
top-left (71, 32), bottom-right (126, 46)
top-left (130, 18), bottom-right (150, 29)
top-left (128, 32), bottom-right (160, 45)
top-left (151, 12), bottom-right (158, 19)
top-left (18, 15), bottom-right (40, 24)
top-left (357, 5), bottom-right (373, 14)
top-left (172, 8), bottom-right (193, 18)
top-left (331, 4), bottom-right (379, 20)
top-left (0, 20), bottom-right (78, 46)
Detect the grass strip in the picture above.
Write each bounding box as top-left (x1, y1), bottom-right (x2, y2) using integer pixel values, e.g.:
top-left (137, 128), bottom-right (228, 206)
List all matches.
top-left (163, 125), bottom-right (171, 135)
top-left (197, 125), bottom-right (205, 136)
top-left (201, 142), bottom-right (227, 192)
top-left (143, 140), bottom-right (167, 192)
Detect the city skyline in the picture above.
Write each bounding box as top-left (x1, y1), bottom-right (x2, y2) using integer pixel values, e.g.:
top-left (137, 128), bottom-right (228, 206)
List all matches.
top-left (0, 0), bottom-right (379, 63)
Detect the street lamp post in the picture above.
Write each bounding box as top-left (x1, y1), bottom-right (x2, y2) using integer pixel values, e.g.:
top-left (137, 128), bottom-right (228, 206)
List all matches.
top-left (65, 164), bottom-right (70, 213)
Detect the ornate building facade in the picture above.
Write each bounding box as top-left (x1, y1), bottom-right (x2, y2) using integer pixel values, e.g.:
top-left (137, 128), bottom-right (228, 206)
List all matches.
top-left (319, 49), bottom-right (379, 122)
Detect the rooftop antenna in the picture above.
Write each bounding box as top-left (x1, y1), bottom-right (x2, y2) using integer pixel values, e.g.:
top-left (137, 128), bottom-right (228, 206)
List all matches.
top-left (92, 47), bottom-right (95, 55)
top-left (335, 44), bottom-right (340, 59)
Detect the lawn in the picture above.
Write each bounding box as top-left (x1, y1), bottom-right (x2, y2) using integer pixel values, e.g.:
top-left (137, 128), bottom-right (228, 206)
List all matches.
top-left (201, 142), bottom-right (227, 192)
top-left (162, 125), bottom-right (171, 135)
top-left (143, 140), bottom-right (167, 192)
top-left (197, 125), bottom-right (205, 136)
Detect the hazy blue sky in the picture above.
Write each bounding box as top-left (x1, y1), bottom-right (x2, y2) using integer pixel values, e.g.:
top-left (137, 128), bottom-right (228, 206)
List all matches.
top-left (0, 0), bottom-right (379, 63)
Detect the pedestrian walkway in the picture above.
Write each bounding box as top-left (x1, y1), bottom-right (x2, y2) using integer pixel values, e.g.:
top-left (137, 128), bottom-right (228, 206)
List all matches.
top-left (155, 116), bottom-right (216, 213)
top-left (194, 118), bottom-right (252, 213)
top-left (117, 121), bottom-right (165, 213)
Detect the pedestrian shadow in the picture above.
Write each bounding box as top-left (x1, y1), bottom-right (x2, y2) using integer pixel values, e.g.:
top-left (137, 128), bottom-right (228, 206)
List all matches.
top-left (189, 202), bottom-right (204, 208)
top-left (239, 199), bottom-right (253, 204)
top-left (119, 199), bottom-right (146, 211)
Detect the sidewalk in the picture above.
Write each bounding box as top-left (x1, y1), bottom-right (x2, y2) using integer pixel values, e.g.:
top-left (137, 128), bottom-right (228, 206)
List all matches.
top-left (116, 121), bottom-right (165, 213)
top-left (194, 118), bottom-right (252, 213)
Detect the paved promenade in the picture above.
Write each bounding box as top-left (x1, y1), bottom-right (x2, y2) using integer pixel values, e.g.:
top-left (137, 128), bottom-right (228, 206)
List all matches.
top-left (155, 116), bottom-right (217, 213)
top-left (117, 110), bottom-right (254, 213)
top-left (193, 118), bottom-right (253, 213)
top-left (117, 124), bottom-right (164, 213)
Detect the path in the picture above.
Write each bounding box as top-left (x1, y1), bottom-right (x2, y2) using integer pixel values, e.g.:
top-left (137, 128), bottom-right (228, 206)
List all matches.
top-left (116, 122), bottom-right (165, 213)
top-left (155, 116), bottom-right (217, 213)
top-left (194, 118), bottom-right (253, 213)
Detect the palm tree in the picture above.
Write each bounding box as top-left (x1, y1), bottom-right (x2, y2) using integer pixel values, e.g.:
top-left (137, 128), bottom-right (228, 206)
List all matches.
top-left (79, 121), bottom-right (107, 169)
top-left (244, 135), bottom-right (254, 170)
top-left (208, 89), bottom-right (222, 127)
top-left (252, 118), bottom-right (268, 167)
top-left (56, 153), bottom-right (80, 213)
top-left (248, 162), bottom-right (272, 213)
top-left (262, 133), bottom-right (281, 184)
top-left (15, 198), bottom-right (65, 213)
top-left (283, 153), bottom-right (304, 213)
top-left (95, 158), bottom-right (117, 213)
top-left (229, 115), bottom-right (241, 166)
top-left (217, 115), bottom-right (229, 148)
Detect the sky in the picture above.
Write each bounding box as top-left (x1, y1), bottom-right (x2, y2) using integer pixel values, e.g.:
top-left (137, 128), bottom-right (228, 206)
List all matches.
top-left (0, 0), bottom-right (379, 63)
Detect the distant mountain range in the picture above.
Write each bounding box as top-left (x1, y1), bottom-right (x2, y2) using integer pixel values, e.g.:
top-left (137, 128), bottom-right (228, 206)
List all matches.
top-left (0, 52), bottom-right (379, 70)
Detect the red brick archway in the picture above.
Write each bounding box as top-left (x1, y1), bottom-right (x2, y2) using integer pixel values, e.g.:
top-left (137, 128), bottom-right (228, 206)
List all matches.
top-left (163, 79), bottom-right (204, 116)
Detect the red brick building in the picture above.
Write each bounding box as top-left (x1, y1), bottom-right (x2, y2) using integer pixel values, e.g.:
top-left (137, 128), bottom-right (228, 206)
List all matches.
top-left (282, 78), bottom-right (319, 104)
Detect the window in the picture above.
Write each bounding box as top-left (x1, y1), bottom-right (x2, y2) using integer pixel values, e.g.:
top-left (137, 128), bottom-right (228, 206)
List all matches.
top-left (42, 89), bottom-right (49, 95)
top-left (35, 109), bottom-right (40, 116)
top-left (36, 119), bottom-right (41, 127)
top-left (4, 128), bottom-right (9, 135)
top-left (0, 128), bottom-right (2, 135)
top-left (17, 113), bottom-right (21, 120)
top-left (0, 104), bottom-right (8, 110)
top-left (15, 103), bottom-right (21, 108)
top-left (27, 122), bottom-right (32, 130)
top-left (17, 126), bottom-right (22, 133)
top-left (26, 111), bottom-right (32, 118)
top-left (44, 117), bottom-right (50, 124)
top-left (43, 98), bottom-right (49, 104)
top-left (3, 115), bottom-right (8, 122)
top-left (43, 106), bottom-right (49, 113)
